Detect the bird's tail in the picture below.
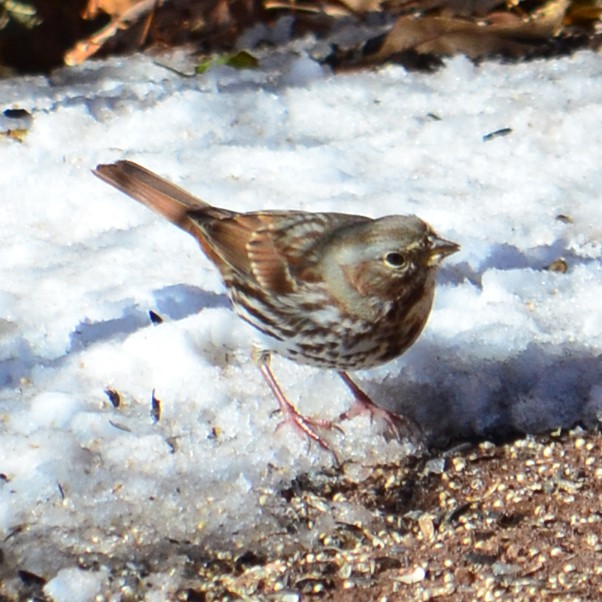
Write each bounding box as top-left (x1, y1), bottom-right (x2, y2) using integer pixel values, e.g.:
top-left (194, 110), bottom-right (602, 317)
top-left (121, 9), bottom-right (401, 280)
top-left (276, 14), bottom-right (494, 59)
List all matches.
top-left (94, 160), bottom-right (210, 231)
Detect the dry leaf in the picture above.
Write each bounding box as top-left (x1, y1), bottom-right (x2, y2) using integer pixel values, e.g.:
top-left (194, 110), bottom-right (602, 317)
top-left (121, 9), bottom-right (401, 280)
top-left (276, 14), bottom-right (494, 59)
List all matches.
top-left (65, 0), bottom-right (158, 65)
top-left (338, 0), bottom-right (383, 12)
top-left (565, 2), bottom-right (602, 25)
top-left (369, 16), bottom-right (530, 60)
top-left (82, 0), bottom-right (142, 19)
top-left (356, 0), bottom-right (571, 63)
top-left (491, 0), bottom-right (570, 38)
top-left (264, 0), bottom-right (364, 16)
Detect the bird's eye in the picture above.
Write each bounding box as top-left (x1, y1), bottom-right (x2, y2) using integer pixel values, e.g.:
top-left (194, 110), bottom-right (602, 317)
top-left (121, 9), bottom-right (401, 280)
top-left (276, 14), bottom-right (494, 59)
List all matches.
top-left (383, 251), bottom-right (407, 269)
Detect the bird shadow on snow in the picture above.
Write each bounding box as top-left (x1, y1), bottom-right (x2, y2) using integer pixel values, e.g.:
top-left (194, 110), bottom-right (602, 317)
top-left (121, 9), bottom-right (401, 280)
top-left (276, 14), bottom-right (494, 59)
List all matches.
top-left (367, 342), bottom-right (602, 449)
top-left (447, 240), bottom-right (597, 288)
top-left (0, 285), bottom-right (228, 391)
top-left (68, 284), bottom-right (228, 352)
top-left (0, 338), bottom-right (38, 390)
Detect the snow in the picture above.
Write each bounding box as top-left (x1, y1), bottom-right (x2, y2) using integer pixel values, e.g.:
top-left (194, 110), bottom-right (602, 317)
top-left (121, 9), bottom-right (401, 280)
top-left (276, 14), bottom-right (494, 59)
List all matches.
top-left (1, 42), bottom-right (601, 598)
top-left (43, 567), bottom-right (109, 602)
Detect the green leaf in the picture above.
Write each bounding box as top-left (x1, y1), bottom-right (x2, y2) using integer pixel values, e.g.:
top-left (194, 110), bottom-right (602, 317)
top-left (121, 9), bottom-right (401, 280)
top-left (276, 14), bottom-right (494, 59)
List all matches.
top-left (195, 50), bottom-right (258, 74)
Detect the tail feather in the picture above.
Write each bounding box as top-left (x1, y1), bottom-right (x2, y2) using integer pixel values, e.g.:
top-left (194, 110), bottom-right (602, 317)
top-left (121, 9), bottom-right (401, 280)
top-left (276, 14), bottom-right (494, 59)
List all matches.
top-left (94, 161), bottom-right (209, 230)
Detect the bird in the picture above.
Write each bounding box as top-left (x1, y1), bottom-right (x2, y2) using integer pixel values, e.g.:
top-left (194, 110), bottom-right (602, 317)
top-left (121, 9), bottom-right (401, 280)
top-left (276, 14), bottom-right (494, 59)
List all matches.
top-left (94, 160), bottom-right (459, 450)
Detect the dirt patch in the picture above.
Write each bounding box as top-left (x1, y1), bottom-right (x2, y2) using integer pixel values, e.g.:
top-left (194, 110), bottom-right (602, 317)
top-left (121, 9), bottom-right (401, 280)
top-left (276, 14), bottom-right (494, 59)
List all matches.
top-left (179, 428), bottom-right (602, 601)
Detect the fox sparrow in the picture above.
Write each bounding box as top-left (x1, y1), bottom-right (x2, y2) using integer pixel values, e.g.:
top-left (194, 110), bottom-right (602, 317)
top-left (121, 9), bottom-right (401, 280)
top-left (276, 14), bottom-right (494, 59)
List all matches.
top-left (94, 161), bottom-right (459, 450)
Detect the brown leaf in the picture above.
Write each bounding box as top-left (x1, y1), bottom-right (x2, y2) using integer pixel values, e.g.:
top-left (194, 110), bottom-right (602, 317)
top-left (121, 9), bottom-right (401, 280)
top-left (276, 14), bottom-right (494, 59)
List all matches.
top-left (360, 0), bottom-right (571, 63)
top-left (337, 0), bottom-right (384, 12)
top-left (368, 16), bottom-right (529, 60)
top-left (264, 0), bottom-right (368, 16)
top-left (490, 0), bottom-right (570, 38)
top-left (65, 0), bottom-right (158, 65)
top-left (565, 2), bottom-right (602, 26)
top-left (82, 0), bottom-right (142, 19)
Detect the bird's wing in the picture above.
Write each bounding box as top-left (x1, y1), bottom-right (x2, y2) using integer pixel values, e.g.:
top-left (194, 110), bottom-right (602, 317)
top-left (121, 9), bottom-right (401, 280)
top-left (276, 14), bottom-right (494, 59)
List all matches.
top-left (191, 211), bottom-right (368, 294)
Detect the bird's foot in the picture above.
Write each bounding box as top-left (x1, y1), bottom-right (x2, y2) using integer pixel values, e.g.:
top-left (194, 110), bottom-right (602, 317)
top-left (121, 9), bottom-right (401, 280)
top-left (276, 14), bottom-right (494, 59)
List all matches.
top-left (257, 354), bottom-right (340, 461)
top-left (274, 402), bottom-right (338, 449)
top-left (337, 371), bottom-right (423, 443)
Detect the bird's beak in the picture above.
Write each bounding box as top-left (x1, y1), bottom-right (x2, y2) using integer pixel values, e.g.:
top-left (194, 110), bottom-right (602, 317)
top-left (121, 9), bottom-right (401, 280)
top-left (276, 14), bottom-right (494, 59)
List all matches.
top-left (427, 236), bottom-right (460, 266)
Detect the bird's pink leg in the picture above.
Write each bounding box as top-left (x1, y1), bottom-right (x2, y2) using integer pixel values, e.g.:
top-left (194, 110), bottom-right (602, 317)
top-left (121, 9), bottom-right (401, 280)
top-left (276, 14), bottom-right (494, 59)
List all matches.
top-left (338, 371), bottom-right (417, 439)
top-left (257, 354), bottom-right (334, 451)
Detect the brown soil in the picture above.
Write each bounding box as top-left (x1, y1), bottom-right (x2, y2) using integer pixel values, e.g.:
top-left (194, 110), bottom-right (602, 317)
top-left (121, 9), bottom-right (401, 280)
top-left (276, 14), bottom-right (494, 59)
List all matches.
top-left (179, 428), bottom-right (602, 601)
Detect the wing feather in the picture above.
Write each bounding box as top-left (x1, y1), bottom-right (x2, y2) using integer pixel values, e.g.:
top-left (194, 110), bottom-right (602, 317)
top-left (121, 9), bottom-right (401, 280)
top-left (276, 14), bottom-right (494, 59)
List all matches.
top-left (190, 211), bottom-right (368, 294)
